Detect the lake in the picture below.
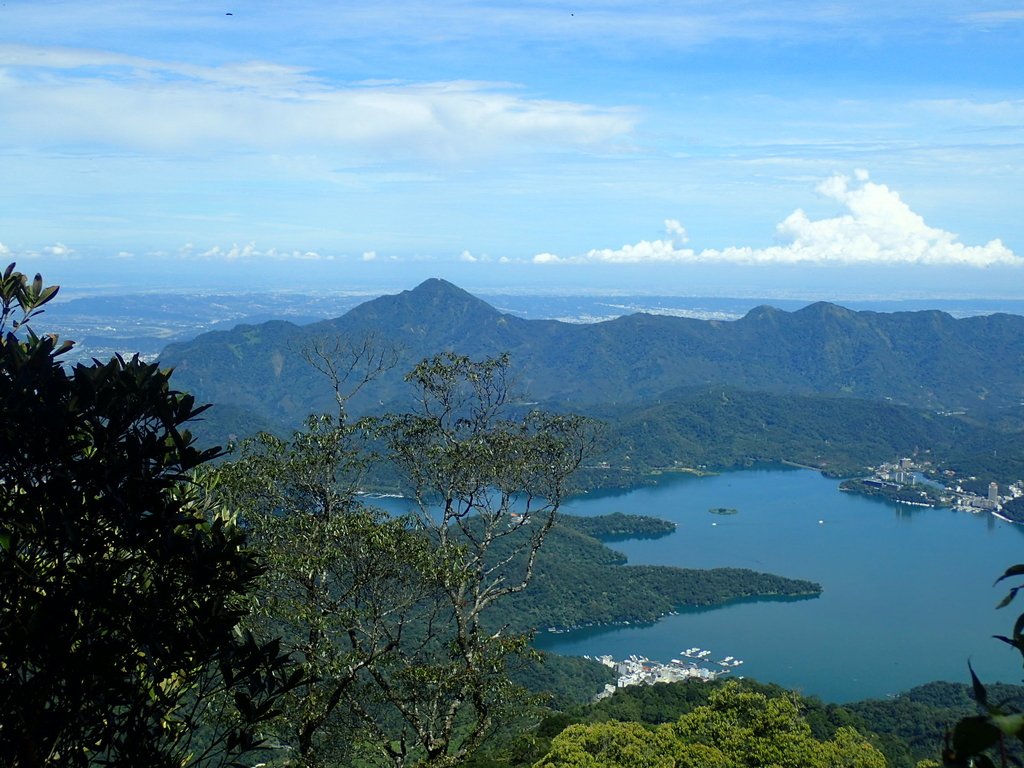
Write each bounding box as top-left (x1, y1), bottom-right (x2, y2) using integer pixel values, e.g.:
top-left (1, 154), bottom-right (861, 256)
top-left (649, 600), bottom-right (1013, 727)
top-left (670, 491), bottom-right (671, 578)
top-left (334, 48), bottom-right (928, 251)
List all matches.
top-left (532, 467), bottom-right (1024, 702)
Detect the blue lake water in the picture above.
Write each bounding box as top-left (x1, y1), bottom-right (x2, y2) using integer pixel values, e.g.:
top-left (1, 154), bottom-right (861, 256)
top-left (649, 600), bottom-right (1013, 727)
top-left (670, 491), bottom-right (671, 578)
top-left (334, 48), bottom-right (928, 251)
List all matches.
top-left (531, 468), bottom-right (1024, 703)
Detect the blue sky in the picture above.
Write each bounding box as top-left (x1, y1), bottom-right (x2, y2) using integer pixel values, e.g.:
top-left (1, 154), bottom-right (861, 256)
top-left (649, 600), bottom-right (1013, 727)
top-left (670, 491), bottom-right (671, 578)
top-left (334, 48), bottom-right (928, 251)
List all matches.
top-left (2, 1), bottom-right (1023, 298)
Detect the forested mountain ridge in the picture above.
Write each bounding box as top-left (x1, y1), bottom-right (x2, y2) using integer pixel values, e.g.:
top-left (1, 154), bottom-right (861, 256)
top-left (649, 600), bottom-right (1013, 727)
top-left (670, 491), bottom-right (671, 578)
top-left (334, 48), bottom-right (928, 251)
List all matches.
top-left (159, 279), bottom-right (1024, 481)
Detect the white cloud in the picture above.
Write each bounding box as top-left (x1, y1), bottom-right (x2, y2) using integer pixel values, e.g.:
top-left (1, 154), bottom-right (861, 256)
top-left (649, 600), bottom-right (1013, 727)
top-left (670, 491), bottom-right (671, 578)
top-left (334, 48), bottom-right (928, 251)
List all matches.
top-left (192, 242), bottom-right (330, 261)
top-left (534, 171), bottom-right (1020, 268)
top-left (200, 243), bottom-right (256, 261)
top-left (43, 243), bottom-right (76, 259)
top-left (362, 250), bottom-right (378, 262)
top-left (7, 243), bottom-right (80, 261)
top-left (458, 250), bottom-right (495, 263)
top-left (265, 248), bottom-right (329, 261)
top-left (0, 44), bottom-right (635, 161)
top-left (532, 252), bottom-right (562, 265)
top-left (664, 219), bottom-right (688, 242)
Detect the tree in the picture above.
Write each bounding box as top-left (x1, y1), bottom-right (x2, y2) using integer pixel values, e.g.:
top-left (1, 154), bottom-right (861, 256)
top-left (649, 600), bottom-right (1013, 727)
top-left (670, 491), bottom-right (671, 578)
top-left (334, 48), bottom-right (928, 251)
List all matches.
top-left (535, 683), bottom-right (885, 768)
top-left (666, 683), bottom-right (885, 768)
top-left (0, 264), bottom-right (299, 767)
top-left (533, 720), bottom-right (685, 768)
top-left (214, 351), bottom-right (591, 767)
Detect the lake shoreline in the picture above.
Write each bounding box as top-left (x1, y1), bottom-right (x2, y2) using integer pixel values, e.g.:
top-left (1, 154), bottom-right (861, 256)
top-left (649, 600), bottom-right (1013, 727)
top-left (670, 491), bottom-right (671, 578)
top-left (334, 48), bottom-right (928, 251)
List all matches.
top-left (544, 468), bottom-right (1023, 702)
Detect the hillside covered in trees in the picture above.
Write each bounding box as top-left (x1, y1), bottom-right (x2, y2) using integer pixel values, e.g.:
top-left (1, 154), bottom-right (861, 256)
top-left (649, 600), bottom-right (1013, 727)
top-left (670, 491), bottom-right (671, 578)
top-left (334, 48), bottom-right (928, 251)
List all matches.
top-left (159, 279), bottom-right (1024, 487)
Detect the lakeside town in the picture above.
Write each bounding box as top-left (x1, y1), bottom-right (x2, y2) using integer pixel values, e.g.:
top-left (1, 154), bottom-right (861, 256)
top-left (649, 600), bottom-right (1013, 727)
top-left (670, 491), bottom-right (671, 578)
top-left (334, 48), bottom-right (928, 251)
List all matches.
top-left (587, 648), bottom-right (744, 700)
top-left (841, 456), bottom-right (1024, 520)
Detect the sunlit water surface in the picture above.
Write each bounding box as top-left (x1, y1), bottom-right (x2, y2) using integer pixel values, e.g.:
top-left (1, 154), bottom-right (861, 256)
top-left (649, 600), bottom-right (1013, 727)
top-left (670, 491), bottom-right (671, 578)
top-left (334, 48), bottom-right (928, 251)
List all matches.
top-left (529, 468), bottom-right (1024, 702)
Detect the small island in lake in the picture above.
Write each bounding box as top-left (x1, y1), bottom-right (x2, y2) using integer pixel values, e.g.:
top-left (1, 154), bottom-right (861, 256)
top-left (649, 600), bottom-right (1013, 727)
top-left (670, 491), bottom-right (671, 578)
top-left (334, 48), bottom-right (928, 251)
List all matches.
top-left (709, 507), bottom-right (738, 515)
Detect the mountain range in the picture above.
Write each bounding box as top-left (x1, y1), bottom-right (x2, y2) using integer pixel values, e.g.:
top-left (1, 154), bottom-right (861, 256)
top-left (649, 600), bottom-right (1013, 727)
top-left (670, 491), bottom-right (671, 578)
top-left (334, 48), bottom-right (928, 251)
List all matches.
top-left (159, 279), bottom-right (1024, 483)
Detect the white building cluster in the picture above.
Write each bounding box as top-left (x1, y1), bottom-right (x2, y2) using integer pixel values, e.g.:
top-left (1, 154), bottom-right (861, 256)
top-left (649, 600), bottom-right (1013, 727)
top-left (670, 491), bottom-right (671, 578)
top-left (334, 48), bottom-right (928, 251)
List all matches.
top-left (867, 457), bottom-right (1024, 515)
top-left (588, 649), bottom-right (742, 701)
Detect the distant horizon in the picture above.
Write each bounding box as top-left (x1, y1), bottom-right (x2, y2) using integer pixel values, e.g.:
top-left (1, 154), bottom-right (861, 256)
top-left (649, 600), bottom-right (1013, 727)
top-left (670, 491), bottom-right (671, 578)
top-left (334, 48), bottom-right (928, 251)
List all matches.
top-left (39, 261), bottom-right (1024, 306)
top-left (4, 2), bottom-right (1023, 301)
top-left (42, 270), bottom-right (1024, 320)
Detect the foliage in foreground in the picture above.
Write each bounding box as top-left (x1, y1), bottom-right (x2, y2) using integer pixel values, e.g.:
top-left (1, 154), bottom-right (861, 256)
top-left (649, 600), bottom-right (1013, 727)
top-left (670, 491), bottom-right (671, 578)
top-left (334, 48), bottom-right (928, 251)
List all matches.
top-left (0, 264), bottom-right (301, 767)
top-left (941, 565), bottom-right (1024, 767)
top-left (213, 351), bottom-right (591, 767)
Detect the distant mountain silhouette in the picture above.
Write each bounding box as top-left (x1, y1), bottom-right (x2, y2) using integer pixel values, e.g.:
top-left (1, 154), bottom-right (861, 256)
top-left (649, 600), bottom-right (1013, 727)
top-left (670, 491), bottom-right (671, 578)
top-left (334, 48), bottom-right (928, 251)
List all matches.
top-left (160, 279), bottom-right (1024, 463)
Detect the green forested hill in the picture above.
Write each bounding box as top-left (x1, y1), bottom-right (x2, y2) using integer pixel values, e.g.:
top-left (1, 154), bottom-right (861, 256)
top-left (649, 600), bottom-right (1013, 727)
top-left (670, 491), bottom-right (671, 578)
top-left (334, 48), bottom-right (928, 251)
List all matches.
top-left (159, 279), bottom-right (1024, 482)
top-left (161, 279), bottom-right (1024, 423)
top-left (583, 386), bottom-right (1024, 481)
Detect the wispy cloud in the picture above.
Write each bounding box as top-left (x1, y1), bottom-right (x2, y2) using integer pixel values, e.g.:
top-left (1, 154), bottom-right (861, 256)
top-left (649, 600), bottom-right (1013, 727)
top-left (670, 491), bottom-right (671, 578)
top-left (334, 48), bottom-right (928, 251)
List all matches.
top-left (914, 97), bottom-right (1024, 125)
top-left (0, 44), bottom-right (634, 161)
top-left (534, 171), bottom-right (1020, 267)
top-left (960, 9), bottom-right (1024, 27)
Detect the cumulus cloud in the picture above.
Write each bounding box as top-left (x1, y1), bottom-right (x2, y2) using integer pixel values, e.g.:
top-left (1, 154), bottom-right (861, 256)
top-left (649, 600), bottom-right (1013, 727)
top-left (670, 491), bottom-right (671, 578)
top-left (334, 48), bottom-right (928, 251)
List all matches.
top-left (267, 248), bottom-right (328, 260)
top-left (532, 252), bottom-right (562, 265)
top-left (534, 171), bottom-right (1020, 268)
top-left (2, 242), bottom-right (79, 261)
top-left (43, 243), bottom-right (77, 259)
top-left (3, 240), bottom-right (336, 264)
top-left (458, 250), bottom-right (496, 263)
top-left (362, 250), bottom-right (378, 262)
top-left (199, 243), bottom-right (256, 261)
top-left (191, 242), bottom-right (330, 261)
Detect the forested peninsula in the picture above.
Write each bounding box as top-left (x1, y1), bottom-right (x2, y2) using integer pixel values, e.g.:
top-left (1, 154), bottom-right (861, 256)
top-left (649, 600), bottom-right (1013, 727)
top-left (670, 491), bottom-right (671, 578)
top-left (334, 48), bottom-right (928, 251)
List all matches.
top-left (559, 511), bottom-right (676, 540)
top-left (487, 513), bottom-right (821, 633)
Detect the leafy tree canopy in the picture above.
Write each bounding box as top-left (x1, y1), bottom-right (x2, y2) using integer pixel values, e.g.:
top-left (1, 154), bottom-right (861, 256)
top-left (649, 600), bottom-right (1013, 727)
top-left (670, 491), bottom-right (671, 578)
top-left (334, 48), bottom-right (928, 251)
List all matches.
top-left (535, 683), bottom-right (886, 768)
top-left (212, 351), bottom-right (593, 767)
top-left (0, 264), bottom-right (299, 767)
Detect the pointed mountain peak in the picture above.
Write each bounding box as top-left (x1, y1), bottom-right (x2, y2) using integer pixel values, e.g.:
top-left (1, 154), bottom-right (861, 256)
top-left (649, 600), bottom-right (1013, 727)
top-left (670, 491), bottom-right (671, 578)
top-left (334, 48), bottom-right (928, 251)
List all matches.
top-left (334, 278), bottom-right (504, 333)
top-left (405, 278), bottom-right (477, 300)
top-left (396, 278), bottom-right (498, 313)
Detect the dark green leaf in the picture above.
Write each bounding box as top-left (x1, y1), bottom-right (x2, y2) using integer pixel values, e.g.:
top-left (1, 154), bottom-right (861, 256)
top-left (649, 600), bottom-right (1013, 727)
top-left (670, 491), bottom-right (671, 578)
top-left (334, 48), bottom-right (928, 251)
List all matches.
top-left (998, 587), bottom-right (1021, 609)
top-left (952, 716), bottom-right (1001, 756)
top-left (970, 662), bottom-right (989, 708)
top-left (996, 565), bottom-right (1024, 585)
